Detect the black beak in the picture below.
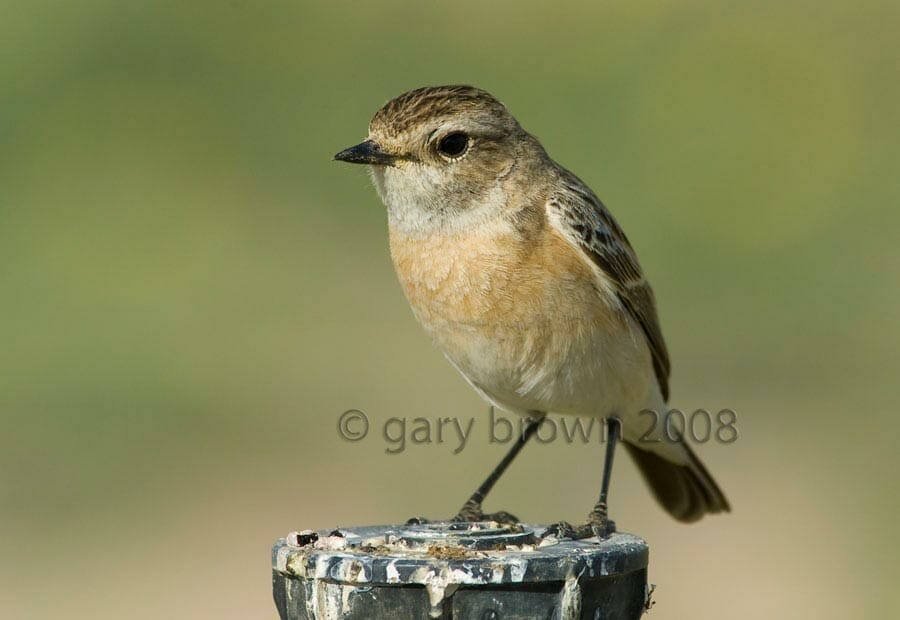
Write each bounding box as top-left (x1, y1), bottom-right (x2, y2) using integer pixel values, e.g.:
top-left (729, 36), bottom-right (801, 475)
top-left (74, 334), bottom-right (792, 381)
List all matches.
top-left (333, 140), bottom-right (397, 166)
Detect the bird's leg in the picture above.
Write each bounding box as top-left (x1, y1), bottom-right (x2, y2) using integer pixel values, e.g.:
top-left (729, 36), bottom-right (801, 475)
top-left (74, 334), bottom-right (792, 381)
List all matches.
top-left (588, 414), bottom-right (621, 535)
top-left (451, 411), bottom-right (545, 523)
top-left (544, 416), bottom-right (621, 540)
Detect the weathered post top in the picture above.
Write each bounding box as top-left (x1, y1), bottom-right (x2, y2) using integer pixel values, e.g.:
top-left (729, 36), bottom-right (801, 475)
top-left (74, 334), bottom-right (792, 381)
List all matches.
top-left (272, 521), bottom-right (650, 619)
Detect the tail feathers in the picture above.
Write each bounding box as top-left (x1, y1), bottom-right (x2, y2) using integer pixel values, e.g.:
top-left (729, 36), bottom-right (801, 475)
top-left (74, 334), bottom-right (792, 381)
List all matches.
top-left (624, 440), bottom-right (730, 522)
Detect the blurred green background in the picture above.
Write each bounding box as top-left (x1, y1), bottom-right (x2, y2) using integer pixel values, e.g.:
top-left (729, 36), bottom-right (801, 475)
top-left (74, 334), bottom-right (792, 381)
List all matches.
top-left (2, 1), bottom-right (898, 618)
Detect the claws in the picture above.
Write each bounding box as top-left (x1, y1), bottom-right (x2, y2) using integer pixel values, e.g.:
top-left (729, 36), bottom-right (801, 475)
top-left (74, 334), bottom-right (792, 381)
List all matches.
top-left (452, 498), bottom-right (484, 523)
top-left (542, 520), bottom-right (579, 540)
top-left (541, 518), bottom-right (616, 541)
top-left (407, 506), bottom-right (521, 526)
top-left (480, 510), bottom-right (520, 524)
top-left (452, 499), bottom-right (520, 524)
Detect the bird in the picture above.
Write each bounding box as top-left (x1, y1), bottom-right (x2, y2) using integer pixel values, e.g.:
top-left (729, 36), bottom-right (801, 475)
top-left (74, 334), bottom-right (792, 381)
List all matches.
top-left (334, 85), bottom-right (729, 537)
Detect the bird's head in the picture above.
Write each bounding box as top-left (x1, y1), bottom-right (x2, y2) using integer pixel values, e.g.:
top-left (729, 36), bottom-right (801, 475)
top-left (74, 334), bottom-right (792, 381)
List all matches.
top-left (334, 85), bottom-right (544, 233)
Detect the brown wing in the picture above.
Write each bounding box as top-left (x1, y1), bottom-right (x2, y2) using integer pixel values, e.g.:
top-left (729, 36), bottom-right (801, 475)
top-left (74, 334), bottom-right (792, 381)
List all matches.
top-left (547, 168), bottom-right (671, 401)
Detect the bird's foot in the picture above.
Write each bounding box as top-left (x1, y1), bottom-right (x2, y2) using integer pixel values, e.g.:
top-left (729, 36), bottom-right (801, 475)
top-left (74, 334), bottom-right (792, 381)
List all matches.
top-left (459, 510), bottom-right (521, 524)
top-left (406, 501), bottom-right (520, 527)
top-left (541, 516), bottom-right (616, 541)
top-left (452, 499), bottom-right (520, 525)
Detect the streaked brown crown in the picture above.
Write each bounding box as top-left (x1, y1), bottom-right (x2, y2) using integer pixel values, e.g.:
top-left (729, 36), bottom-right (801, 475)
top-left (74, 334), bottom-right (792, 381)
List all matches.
top-left (370, 85), bottom-right (510, 136)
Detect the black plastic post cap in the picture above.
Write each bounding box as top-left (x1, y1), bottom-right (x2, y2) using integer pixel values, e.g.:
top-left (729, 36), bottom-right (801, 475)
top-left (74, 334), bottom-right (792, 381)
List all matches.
top-left (272, 522), bottom-right (650, 619)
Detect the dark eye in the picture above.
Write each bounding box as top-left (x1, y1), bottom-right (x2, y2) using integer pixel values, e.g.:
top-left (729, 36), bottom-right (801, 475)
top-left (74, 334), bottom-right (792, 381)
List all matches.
top-left (437, 132), bottom-right (469, 158)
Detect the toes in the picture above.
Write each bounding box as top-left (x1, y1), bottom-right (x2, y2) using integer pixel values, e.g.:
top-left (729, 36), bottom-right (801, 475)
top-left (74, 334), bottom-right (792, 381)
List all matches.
top-left (543, 519), bottom-right (616, 541)
top-left (452, 511), bottom-right (481, 522)
top-left (453, 499), bottom-right (484, 523)
top-left (481, 510), bottom-right (520, 524)
top-left (542, 521), bottom-right (577, 540)
top-left (588, 517), bottom-right (616, 539)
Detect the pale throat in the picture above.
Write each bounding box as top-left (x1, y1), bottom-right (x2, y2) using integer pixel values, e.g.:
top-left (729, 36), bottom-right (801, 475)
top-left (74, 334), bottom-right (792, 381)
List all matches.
top-left (370, 165), bottom-right (510, 237)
